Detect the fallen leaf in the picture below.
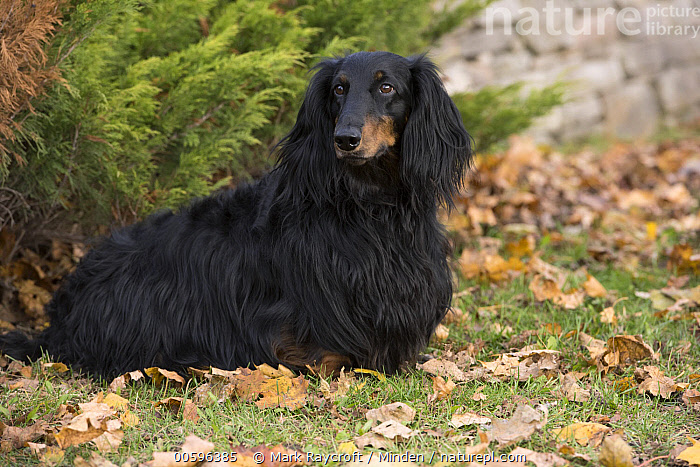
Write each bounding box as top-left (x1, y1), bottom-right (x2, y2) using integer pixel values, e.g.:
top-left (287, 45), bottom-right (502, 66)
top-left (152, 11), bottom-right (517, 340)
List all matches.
top-left (55, 404), bottom-right (117, 448)
top-left (354, 432), bottom-right (393, 450)
top-left (510, 447), bottom-right (568, 467)
top-left (42, 362), bottom-right (69, 374)
top-left (560, 373), bottom-right (591, 403)
top-left (144, 367), bottom-right (185, 388)
top-left (74, 452), bottom-right (118, 467)
top-left (599, 307), bottom-right (617, 325)
top-left (417, 358), bottom-right (468, 382)
top-left (449, 411), bottom-right (490, 429)
top-left (488, 404), bottom-right (547, 446)
top-left (553, 422), bottom-right (611, 447)
top-left (92, 429), bottom-right (124, 452)
top-left (428, 376), bottom-right (456, 403)
top-left (147, 434), bottom-right (214, 467)
top-left (599, 434), bottom-right (634, 467)
top-left (353, 368), bottom-right (386, 380)
top-left (16, 279), bottom-right (51, 319)
top-left (433, 323), bottom-right (449, 341)
top-left (103, 393), bottom-right (129, 411)
top-left (677, 438), bottom-right (700, 466)
top-left (154, 397), bottom-right (199, 423)
top-left (597, 335), bottom-right (657, 374)
top-left (108, 370), bottom-right (145, 392)
top-left (634, 366), bottom-right (680, 398)
top-left (254, 375), bottom-right (309, 410)
top-left (371, 420), bottom-right (417, 441)
top-left (365, 402), bottom-right (415, 424)
top-left (481, 349), bottom-right (560, 381)
top-left (1, 422), bottom-right (48, 449)
top-left (583, 274), bottom-right (607, 298)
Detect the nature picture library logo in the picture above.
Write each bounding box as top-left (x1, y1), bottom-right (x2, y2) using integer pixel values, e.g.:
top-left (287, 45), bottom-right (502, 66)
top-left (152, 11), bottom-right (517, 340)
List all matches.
top-left (485, 1), bottom-right (700, 39)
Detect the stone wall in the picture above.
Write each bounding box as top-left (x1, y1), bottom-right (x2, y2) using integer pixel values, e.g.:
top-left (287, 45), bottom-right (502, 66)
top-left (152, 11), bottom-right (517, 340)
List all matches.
top-left (432, 0), bottom-right (700, 143)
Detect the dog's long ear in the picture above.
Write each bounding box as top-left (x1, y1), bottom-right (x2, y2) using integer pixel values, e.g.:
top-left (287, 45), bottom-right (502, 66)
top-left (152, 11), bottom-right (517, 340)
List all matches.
top-left (401, 55), bottom-right (473, 208)
top-left (277, 58), bottom-right (339, 165)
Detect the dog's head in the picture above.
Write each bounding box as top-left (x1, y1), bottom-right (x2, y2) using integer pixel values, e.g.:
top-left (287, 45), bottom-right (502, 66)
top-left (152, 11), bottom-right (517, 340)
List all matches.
top-left (280, 51), bottom-right (473, 207)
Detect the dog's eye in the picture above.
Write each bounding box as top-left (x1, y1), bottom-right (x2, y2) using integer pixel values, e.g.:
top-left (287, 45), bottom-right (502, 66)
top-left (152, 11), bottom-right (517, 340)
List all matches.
top-left (334, 85), bottom-right (345, 96)
top-left (379, 83), bottom-right (394, 94)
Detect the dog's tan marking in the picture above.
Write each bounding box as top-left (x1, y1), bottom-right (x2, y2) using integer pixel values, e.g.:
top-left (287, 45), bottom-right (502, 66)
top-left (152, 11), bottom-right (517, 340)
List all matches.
top-left (374, 71), bottom-right (384, 81)
top-left (356, 115), bottom-right (396, 158)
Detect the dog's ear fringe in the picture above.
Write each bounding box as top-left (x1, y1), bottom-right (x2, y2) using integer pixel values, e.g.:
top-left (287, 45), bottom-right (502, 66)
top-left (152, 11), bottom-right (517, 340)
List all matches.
top-left (401, 54), bottom-right (474, 209)
top-left (274, 58), bottom-right (342, 206)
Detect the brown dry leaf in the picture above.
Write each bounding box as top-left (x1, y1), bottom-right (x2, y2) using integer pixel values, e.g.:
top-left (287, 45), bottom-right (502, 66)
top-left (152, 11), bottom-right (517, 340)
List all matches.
top-left (682, 388), bottom-right (700, 410)
top-left (154, 397), bottom-right (199, 423)
top-left (256, 363), bottom-right (295, 378)
top-left (634, 365), bottom-right (680, 398)
top-left (488, 404), bottom-right (547, 446)
top-left (449, 411), bottom-right (490, 429)
top-left (1, 421), bottom-right (48, 449)
top-left (599, 434), bottom-right (634, 467)
top-left (583, 274), bottom-right (607, 298)
top-left (366, 402), bottom-right (415, 424)
top-left (354, 432), bottom-right (394, 450)
top-left (599, 307), bottom-right (617, 325)
top-left (472, 391), bottom-right (487, 401)
top-left (597, 335), bottom-right (657, 374)
top-left (552, 289), bottom-right (586, 309)
top-left (16, 279), bottom-right (51, 319)
top-left (74, 452), bottom-right (118, 467)
top-left (417, 358), bottom-right (468, 382)
top-left (481, 349), bottom-right (560, 381)
top-left (147, 434), bottom-right (214, 467)
top-left (92, 428), bottom-right (124, 453)
top-left (433, 323), bottom-right (449, 341)
top-left (144, 367), bottom-right (185, 388)
top-left (251, 375), bottom-right (309, 410)
top-left (560, 373), bottom-right (591, 403)
top-left (509, 447), bottom-right (568, 467)
top-left (529, 275), bottom-right (562, 301)
top-left (371, 420), bottom-right (417, 442)
top-left (677, 438), bottom-right (700, 466)
top-left (54, 403), bottom-right (116, 448)
top-left (528, 257), bottom-right (568, 289)
top-left (579, 332), bottom-right (607, 362)
top-left (506, 236), bottom-right (535, 258)
top-left (668, 244), bottom-right (700, 274)
top-left (108, 370), bottom-right (145, 392)
top-left (428, 375), bottom-right (456, 403)
top-left (553, 422), bottom-right (611, 447)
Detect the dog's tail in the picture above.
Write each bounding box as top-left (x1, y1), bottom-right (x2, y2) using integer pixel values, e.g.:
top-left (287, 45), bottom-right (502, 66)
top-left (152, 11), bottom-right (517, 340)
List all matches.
top-left (0, 331), bottom-right (44, 363)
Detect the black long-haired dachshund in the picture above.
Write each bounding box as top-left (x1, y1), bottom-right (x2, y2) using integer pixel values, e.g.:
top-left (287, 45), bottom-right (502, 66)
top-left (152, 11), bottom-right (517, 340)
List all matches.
top-left (1, 51), bottom-right (472, 379)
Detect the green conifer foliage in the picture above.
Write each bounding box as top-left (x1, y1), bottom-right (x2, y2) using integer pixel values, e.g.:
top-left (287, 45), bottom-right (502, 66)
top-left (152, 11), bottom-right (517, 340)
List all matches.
top-left (1, 0), bottom-right (561, 228)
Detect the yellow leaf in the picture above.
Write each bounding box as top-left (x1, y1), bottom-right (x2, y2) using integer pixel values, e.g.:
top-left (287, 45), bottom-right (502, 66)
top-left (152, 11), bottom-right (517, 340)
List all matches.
top-left (677, 438), bottom-right (700, 466)
top-left (553, 422), bottom-right (610, 447)
top-left (103, 393), bottom-right (129, 411)
top-left (599, 434), bottom-right (634, 467)
top-left (646, 221), bottom-right (657, 241)
top-left (353, 368), bottom-right (386, 381)
top-left (338, 441), bottom-right (357, 455)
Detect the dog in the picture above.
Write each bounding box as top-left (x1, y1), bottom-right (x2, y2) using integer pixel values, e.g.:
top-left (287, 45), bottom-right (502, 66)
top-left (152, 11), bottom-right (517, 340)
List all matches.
top-left (1, 51), bottom-right (472, 379)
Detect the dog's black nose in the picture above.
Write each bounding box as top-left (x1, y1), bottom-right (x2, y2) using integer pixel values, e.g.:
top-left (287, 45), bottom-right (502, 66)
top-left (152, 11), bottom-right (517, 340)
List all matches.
top-left (334, 130), bottom-right (362, 151)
